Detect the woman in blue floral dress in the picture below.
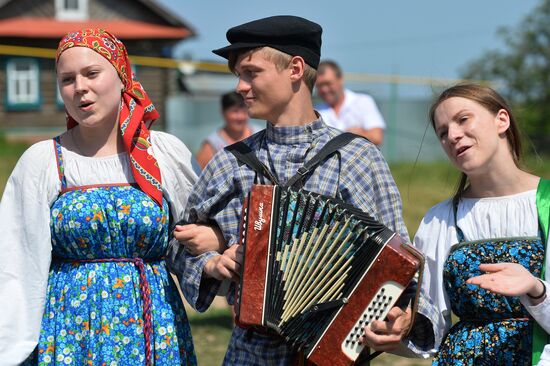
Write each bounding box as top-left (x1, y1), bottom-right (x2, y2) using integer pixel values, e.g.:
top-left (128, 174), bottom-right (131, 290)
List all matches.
top-left (362, 84), bottom-right (550, 365)
top-left (0, 29), bottom-right (216, 365)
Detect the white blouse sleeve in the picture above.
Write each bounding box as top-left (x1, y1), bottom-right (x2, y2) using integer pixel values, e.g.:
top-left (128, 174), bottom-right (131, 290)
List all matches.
top-left (520, 285), bottom-right (550, 334)
top-left (0, 140), bottom-right (59, 364)
top-left (520, 284), bottom-right (550, 365)
top-left (151, 131), bottom-right (198, 224)
top-left (410, 199), bottom-right (457, 356)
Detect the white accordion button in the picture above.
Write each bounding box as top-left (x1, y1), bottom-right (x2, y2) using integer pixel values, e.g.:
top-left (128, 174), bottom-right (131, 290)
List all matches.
top-left (341, 281), bottom-right (404, 360)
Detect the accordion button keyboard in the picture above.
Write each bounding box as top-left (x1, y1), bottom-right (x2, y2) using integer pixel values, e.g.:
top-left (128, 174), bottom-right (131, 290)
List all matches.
top-left (341, 281), bottom-right (404, 360)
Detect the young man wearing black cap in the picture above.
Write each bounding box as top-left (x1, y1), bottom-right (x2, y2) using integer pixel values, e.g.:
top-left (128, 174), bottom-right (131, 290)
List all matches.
top-left (172, 15), bottom-right (412, 365)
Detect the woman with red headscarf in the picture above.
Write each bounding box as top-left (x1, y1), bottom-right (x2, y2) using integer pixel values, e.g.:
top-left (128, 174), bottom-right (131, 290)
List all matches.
top-left (0, 29), bottom-right (207, 365)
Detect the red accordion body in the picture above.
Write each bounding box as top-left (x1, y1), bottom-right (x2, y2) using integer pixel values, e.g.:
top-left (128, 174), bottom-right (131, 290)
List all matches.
top-left (236, 184), bottom-right (423, 366)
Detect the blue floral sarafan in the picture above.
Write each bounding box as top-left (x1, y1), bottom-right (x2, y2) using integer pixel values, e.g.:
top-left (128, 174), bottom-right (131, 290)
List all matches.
top-left (25, 138), bottom-right (197, 365)
top-left (433, 237), bottom-right (544, 366)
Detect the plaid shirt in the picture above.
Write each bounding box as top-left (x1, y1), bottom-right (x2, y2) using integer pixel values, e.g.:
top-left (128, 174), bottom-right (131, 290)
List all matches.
top-left (171, 118), bottom-right (410, 365)
top-left (405, 293), bottom-right (439, 357)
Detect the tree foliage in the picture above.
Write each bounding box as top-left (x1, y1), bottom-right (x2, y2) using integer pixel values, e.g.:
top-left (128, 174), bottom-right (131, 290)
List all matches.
top-left (461, 0), bottom-right (550, 154)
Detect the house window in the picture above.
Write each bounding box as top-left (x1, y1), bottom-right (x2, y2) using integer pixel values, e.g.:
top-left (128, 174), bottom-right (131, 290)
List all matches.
top-left (6, 58), bottom-right (41, 110)
top-left (55, 0), bottom-right (88, 21)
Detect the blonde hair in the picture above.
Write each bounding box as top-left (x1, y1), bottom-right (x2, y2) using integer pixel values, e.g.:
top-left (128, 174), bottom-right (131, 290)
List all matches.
top-left (228, 47), bottom-right (317, 92)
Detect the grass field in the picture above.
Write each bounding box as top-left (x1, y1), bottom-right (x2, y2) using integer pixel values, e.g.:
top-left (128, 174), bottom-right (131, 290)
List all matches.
top-left (0, 137), bottom-right (28, 193)
top-left (1, 137), bottom-right (548, 365)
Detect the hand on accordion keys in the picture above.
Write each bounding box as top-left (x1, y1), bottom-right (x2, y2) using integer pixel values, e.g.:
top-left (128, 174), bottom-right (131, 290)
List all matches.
top-left (360, 305), bottom-right (412, 352)
top-left (203, 244), bottom-right (244, 282)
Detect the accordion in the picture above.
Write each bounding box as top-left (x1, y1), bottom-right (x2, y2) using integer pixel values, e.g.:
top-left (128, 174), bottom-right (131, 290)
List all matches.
top-left (235, 184), bottom-right (423, 366)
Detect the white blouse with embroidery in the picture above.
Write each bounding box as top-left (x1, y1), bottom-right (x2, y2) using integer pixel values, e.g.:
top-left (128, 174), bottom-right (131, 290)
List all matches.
top-left (412, 190), bottom-right (550, 364)
top-left (0, 131), bottom-right (197, 365)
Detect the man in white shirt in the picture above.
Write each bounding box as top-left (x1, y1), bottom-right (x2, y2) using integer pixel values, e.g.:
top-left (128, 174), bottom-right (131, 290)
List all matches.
top-left (315, 60), bottom-right (385, 145)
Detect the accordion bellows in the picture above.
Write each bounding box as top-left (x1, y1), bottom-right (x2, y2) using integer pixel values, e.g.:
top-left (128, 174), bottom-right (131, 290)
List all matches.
top-left (236, 184), bottom-right (423, 366)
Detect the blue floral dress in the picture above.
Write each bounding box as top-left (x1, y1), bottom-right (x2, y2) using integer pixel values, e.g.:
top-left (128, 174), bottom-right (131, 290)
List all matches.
top-left (26, 138), bottom-right (197, 365)
top-left (433, 204), bottom-right (544, 366)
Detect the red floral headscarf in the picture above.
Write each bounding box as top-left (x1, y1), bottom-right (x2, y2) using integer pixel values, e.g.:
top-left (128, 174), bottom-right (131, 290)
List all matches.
top-left (56, 28), bottom-right (163, 207)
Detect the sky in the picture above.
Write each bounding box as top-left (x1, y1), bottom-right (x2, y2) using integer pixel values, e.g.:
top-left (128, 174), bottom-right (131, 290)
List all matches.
top-left (157, 0), bottom-right (540, 83)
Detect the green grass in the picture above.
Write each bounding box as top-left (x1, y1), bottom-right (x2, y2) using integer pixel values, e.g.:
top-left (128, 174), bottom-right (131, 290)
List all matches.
top-left (391, 161), bottom-right (459, 235)
top-left (188, 308), bottom-right (234, 365)
top-left (0, 136), bottom-right (29, 193)
top-left (0, 137), bottom-right (547, 365)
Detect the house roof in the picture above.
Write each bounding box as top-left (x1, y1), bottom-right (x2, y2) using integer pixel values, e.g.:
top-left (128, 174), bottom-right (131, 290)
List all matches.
top-left (0, 0), bottom-right (196, 39)
top-left (135, 0), bottom-right (196, 32)
top-left (0, 17), bottom-right (192, 39)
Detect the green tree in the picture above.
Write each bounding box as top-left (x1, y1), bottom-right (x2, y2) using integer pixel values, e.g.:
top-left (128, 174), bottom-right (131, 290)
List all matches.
top-left (461, 0), bottom-right (550, 154)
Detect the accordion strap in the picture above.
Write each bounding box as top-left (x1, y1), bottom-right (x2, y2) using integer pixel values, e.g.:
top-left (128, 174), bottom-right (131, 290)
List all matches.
top-left (224, 138), bottom-right (280, 185)
top-left (286, 132), bottom-right (360, 188)
top-left (225, 132), bottom-right (362, 188)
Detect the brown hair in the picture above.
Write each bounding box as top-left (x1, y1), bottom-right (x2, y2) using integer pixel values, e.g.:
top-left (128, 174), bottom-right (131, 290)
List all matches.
top-left (429, 83), bottom-right (524, 204)
top-left (317, 60), bottom-right (343, 78)
top-left (228, 47), bottom-right (317, 92)
top-left (221, 91), bottom-right (245, 110)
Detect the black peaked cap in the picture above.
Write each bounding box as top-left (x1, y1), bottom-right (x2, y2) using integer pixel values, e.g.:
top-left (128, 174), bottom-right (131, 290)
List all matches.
top-left (212, 15), bottom-right (322, 69)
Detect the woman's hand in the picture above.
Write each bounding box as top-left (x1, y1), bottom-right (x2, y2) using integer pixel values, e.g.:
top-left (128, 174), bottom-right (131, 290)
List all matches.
top-left (360, 306), bottom-right (412, 351)
top-left (173, 223), bottom-right (226, 256)
top-left (467, 263), bottom-right (545, 303)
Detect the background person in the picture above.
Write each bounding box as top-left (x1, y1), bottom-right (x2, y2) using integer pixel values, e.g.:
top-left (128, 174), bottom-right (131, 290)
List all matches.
top-left (315, 60), bottom-right (386, 145)
top-left (195, 91), bottom-right (261, 169)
